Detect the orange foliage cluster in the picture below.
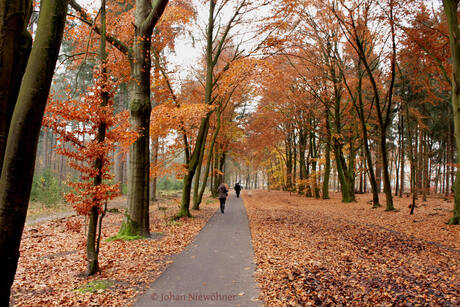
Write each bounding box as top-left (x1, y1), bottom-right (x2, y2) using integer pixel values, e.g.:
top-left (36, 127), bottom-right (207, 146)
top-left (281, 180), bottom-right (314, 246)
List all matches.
top-left (43, 67), bottom-right (137, 216)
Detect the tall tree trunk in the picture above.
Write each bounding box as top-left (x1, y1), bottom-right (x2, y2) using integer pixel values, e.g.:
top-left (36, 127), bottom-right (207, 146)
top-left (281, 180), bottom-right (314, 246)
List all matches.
top-left (0, 0), bottom-right (69, 303)
top-left (292, 132), bottom-right (297, 191)
top-left (399, 114), bottom-right (405, 197)
top-left (194, 110), bottom-right (221, 210)
top-left (120, 0), bottom-right (169, 235)
top-left (446, 128), bottom-right (450, 197)
top-left (217, 151), bottom-right (226, 188)
top-left (310, 129), bottom-right (320, 198)
top-left (298, 128), bottom-right (307, 195)
top-left (285, 134), bottom-right (293, 191)
top-left (0, 0), bottom-right (33, 175)
top-left (322, 114), bottom-right (331, 199)
top-left (422, 132), bottom-right (427, 201)
top-left (405, 105), bottom-right (417, 215)
top-left (357, 89), bottom-right (379, 206)
top-left (178, 0), bottom-right (228, 217)
top-left (116, 149), bottom-right (125, 194)
top-left (87, 0), bottom-right (109, 276)
top-left (150, 137), bottom-right (158, 201)
top-left (192, 125), bottom-right (209, 209)
top-left (179, 115), bottom-right (211, 217)
top-left (443, 0), bottom-right (460, 224)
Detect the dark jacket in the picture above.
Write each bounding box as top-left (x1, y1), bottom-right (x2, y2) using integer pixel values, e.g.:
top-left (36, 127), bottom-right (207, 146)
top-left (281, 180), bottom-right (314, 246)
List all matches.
top-left (217, 184), bottom-right (228, 199)
top-left (234, 183), bottom-right (242, 192)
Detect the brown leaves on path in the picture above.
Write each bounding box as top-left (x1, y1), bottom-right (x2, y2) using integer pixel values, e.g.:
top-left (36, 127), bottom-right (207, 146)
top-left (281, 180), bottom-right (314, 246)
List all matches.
top-left (244, 191), bottom-right (459, 306)
top-left (11, 198), bottom-right (218, 306)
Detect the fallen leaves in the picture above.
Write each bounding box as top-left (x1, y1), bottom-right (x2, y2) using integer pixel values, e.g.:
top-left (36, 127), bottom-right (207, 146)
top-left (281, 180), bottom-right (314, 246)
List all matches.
top-left (11, 197), bottom-right (218, 306)
top-left (244, 191), bottom-right (459, 306)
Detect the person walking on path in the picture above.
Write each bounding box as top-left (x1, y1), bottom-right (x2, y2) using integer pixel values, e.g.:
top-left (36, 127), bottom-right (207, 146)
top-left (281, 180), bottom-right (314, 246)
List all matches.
top-left (217, 183), bottom-right (229, 213)
top-left (234, 182), bottom-right (242, 198)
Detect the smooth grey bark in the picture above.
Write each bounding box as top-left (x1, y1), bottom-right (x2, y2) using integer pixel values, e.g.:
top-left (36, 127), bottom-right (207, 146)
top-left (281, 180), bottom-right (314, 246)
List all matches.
top-left (0, 0), bottom-right (69, 304)
top-left (119, 0), bottom-right (169, 236)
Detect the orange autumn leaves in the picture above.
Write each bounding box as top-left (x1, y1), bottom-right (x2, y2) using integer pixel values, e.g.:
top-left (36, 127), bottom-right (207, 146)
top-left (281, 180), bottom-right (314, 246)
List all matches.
top-left (43, 67), bottom-right (137, 215)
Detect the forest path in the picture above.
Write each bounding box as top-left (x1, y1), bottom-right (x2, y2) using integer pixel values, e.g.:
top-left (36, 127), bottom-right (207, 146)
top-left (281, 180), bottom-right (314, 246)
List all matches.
top-left (25, 197), bottom-right (128, 226)
top-left (134, 193), bottom-right (261, 306)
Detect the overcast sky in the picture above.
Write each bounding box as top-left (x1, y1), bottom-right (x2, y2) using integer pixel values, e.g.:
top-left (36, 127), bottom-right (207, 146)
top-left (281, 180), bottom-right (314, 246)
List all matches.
top-left (74, 0), bottom-right (269, 85)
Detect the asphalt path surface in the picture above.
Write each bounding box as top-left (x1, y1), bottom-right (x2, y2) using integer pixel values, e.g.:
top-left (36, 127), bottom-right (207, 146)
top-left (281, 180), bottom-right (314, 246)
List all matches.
top-left (135, 193), bottom-right (261, 306)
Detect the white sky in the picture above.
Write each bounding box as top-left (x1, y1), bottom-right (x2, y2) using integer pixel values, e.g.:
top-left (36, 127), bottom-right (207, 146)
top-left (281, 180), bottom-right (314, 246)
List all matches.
top-left (76, 0), bottom-right (212, 82)
top-left (76, 0), bottom-right (271, 84)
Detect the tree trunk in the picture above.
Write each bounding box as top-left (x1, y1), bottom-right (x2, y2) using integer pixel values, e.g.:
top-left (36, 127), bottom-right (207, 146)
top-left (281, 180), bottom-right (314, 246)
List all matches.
top-left (87, 0), bottom-right (109, 276)
top-left (310, 129), bottom-right (320, 198)
top-left (0, 0), bottom-right (33, 175)
top-left (178, 115), bottom-right (211, 218)
top-left (192, 125), bottom-right (209, 209)
top-left (298, 128), bottom-right (307, 195)
top-left (195, 110), bottom-right (221, 210)
top-left (212, 148), bottom-right (220, 196)
top-left (399, 114), bottom-right (405, 197)
top-left (0, 0), bottom-right (69, 303)
top-left (120, 0), bottom-right (169, 235)
top-left (285, 134), bottom-right (293, 191)
top-left (116, 149), bottom-right (125, 194)
top-left (380, 127), bottom-right (394, 211)
top-left (150, 137), bottom-right (158, 201)
top-left (357, 91), bottom-right (379, 206)
top-left (443, 0), bottom-right (460, 224)
top-left (216, 151), bottom-right (226, 188)
top-left (322, 116), bottom-right (331, 199)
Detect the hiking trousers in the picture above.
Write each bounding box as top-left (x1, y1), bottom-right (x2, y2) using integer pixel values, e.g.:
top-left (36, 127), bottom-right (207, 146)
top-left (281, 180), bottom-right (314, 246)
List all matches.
top-left (219, 198), bottom-right (226, 213)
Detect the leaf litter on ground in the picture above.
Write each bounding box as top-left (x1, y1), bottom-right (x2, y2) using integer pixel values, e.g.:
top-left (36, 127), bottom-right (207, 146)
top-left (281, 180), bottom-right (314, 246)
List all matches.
top-left (243, 190), bottom-right (459, 306)
top-left (11, 197), bottom-right (218, 306)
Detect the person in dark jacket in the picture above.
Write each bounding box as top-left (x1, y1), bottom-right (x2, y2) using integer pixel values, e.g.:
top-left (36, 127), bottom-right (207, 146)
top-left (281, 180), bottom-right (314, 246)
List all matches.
top-left (234, 182), bottom-right (242, 198)
top-left (217, 183), bottom-right (228, 213)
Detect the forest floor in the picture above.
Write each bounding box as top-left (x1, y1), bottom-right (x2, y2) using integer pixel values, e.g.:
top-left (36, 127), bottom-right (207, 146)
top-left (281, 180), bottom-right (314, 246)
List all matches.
top-left (11, 190), bottom-right (460, 306)
top-left (244, 190), bottom-right (459, 306)
top-left (25, 191), bottom-right (183, 225)
top-left (11, 196), bottom-right (218, 306)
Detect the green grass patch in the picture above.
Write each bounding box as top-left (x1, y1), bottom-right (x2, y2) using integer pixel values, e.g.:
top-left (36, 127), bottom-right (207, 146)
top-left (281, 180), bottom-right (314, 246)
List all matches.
top-left (75, 280), bottom-right (115, 293)
top-left (107, 208), bottom-right (120, 213)
top-left (205, 199), bottom-right (216, 204)
top-left (166, 220), bottom-right (182, 226)
top-left (105, 234), bottom-right (145, 242)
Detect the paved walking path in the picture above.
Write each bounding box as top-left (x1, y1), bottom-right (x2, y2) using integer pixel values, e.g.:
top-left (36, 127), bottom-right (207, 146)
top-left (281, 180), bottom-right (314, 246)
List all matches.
top-left (134, 193), bottom-right (261, 306)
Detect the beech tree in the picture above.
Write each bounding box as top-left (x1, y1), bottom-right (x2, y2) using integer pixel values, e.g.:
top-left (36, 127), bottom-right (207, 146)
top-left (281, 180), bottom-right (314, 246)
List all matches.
top-left (70, 0), bottom-right (170, 237)
top-left (442, 0), bottom-right (460, 225)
